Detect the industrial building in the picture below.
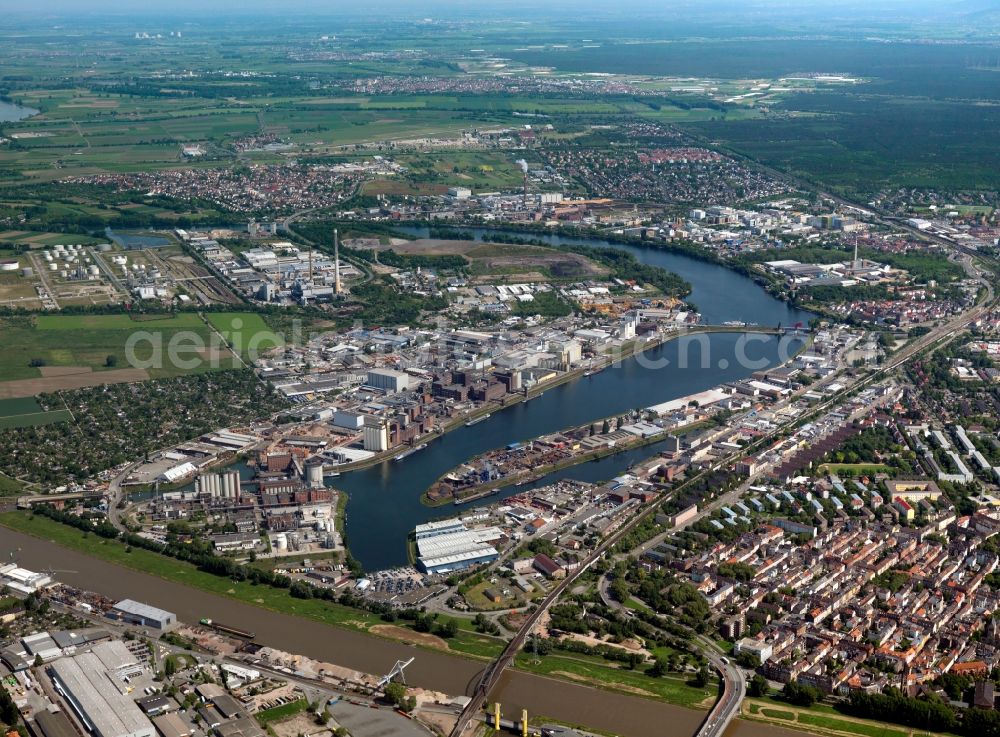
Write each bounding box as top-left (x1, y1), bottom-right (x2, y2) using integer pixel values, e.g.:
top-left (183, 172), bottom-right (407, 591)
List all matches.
top-left (48, 641), bottom-right (156, 737)
top-left (194, 470), bottom-right (242, 498)
top-left (0, 563), bottom-right (52, 594)
top-left (366, 368), bottom-right (411, 394)
top-left (414, 521), bottom-right (503, 574)
top-left (32, 709), bottom-right (79, 737)
top-left (111, 600), bottom-right (177, 632)
top-left (362, 416), bottom-right (390, 452)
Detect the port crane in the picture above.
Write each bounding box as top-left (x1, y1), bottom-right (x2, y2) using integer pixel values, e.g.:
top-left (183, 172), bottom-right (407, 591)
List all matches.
top-left (376, 657), bottom-right (414, 689)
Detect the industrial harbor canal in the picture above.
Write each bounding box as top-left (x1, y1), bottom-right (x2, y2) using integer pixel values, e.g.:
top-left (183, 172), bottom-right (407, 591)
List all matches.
top-left (4, 233), bottom-right (816, 737)
top-left (4, 527), bottom-right (808, 737)
top-left (338, 229), bottom-right (814, 571)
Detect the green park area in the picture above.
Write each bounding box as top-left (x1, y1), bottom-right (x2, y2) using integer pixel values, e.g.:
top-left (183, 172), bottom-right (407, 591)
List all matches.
top-left (513, 650), bottom-right (718, 708)
top-left (744, 698), bottom-right (949, 737)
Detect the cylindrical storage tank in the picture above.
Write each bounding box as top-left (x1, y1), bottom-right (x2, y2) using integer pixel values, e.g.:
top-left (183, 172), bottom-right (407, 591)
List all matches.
top-left (49, 263), bottom-right (58, 271)
top-left (98, 243), bottom-right (112, 252)
top-left (306, 460), bottom-right (324, 488)
top-left (44, 253), bottom-right (53, 262)
top-left (274, 534), bottom-right (287, 550)
top-left (87, 265), bottom-right (100, 275)
top-left (0, 261), bottom-right (17, 272)
top-left (22, 267), bottom-right (33, 278)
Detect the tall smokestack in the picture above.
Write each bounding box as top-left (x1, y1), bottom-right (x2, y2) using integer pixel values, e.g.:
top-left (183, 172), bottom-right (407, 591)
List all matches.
top-left (334, 228), bottom-right (342, 295)
top-left (308, 245), bottom-right (314, 283)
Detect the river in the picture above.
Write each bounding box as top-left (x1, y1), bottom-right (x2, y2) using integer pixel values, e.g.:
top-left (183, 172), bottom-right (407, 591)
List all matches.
top-left (3, 527), bottom-right (808, 737)
top-left (336, 229), bottom-right (813, 571)
top-left (0, 100), bottom-right (39, 122)
top-left (4, 232), bottom-right (816, 737)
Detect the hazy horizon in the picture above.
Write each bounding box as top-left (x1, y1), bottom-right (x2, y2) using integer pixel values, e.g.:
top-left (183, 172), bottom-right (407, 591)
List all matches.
top-left (2, 0), bottom-right (991, 19)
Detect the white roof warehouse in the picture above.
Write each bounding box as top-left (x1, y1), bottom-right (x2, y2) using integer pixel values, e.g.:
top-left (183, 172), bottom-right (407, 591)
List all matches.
top-left (49, 641), bottom-right (156, 737)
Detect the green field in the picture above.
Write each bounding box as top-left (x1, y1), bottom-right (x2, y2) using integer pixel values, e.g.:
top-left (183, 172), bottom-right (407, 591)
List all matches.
top-left (205, 312), bottom-right (283, 356)
top-left (255, 699), bottom-right (309, 726)
top-left (0, 474), bottom-right (23, 497)
top-left (0, 396), bottom-right (72, 429)
top-left (36, 313), bottom-right (206, 330)
top-left (816, 463), bottom-right (893, 475)
top-left (0, 313), bottom-right (265, 385)
top-left (513, 651), bottom-right (717, 708)
top-left (745, 698), bottom-right (947, 737)
top-left (796, 713), bottom-right (908, 737)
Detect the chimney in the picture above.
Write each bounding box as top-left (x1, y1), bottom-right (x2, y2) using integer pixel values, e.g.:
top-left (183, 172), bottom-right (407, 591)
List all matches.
top-left (334, 228), bottom-right (342, 295)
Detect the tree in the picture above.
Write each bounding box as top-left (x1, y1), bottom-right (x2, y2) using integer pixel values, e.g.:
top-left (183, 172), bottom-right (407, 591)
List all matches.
top-left (602, 419), bottom-right (611, 434)
top-left (105, 355), bottom-right (118, 367)
top-left (610, 577), bottom-right (630, 603)
top-left (691, 666), bottom-right (711, 688)
top-left (647, 658), bottom-right (668, 678)
top-left (0, 682), bottom-right (20, 726)
top-left (747, 674), bottom-right (770, 697)
top-left (626, 652), bottom-right (645, 670)
top-left (782, 681), bottom-right (821, 707)
top-left (383, 682), bottom-right (407, 707)
top-left (438, 618), bottom-right (459, 639)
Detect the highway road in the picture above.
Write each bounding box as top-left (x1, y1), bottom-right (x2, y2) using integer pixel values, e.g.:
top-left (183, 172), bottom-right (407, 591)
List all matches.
top-left (695, 638), bottom-right (746, 737)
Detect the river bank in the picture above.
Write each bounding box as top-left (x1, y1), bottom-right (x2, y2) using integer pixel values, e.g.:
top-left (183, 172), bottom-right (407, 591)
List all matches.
top-left (0, 518), bottom-right (826, 737)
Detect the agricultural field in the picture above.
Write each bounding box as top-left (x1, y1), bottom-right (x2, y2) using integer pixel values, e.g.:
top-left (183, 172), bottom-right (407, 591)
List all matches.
top-left (205, 312), bottom-right (284, 357)
top-left (0, 396), bottom-right (72, 429)
top-left (0, 312), bottom-right (263, 397)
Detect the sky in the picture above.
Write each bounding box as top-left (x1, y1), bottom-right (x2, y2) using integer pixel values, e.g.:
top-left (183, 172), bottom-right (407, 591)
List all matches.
top-left (8, 0), bottom-right (976, 16)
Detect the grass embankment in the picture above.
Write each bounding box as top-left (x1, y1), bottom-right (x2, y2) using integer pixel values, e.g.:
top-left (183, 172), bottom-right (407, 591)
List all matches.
top-left (743, 697), bottom-right (952, 737)
top-left (0, 473), bottom-right (24, 497)
top-left (513, 651), bottom-right (717, 709)
top-left (0, 511), bottom-right (502, 660)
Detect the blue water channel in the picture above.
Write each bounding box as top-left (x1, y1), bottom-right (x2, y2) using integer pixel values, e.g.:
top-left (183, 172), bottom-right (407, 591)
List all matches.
top-left (0, 100), bottom-right (39, 122)
top-left (332, 229), bottom-right (813, 571)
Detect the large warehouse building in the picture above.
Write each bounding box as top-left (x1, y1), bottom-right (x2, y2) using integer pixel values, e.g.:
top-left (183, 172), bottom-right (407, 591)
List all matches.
top-left (111, 600), bottom-right (177, 632)
top-left (366, 368), bottom-right (410, 394)
top-left (415, 521), bottom-right (503, 574)
top-left (49, 641), bottom-right (155, 737)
